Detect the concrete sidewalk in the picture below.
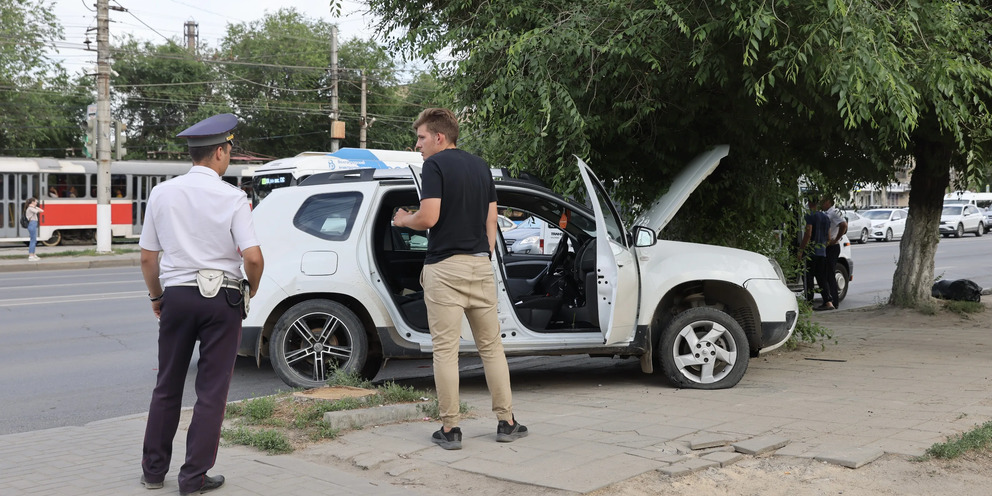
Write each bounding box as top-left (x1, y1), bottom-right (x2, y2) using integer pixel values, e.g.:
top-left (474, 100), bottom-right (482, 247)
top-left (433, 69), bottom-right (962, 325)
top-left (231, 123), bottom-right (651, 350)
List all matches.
top-left (2, 251), bottom-right (991, 495)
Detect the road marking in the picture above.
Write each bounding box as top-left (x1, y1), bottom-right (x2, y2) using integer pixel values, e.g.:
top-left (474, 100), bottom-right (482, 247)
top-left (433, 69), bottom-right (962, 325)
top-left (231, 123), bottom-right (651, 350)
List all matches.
top-left (0, 291), bottom-right (146, 307)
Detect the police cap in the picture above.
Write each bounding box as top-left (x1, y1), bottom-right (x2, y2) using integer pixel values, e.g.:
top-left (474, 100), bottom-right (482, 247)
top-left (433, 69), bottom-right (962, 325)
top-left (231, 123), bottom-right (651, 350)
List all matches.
top-left (176, 113), bottom-right (238, 148)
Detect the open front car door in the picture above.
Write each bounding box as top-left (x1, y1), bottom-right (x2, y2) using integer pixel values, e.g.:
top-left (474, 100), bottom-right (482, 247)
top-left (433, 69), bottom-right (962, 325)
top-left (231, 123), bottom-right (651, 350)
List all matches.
top-left (575, 158), bottom-right (640, 346)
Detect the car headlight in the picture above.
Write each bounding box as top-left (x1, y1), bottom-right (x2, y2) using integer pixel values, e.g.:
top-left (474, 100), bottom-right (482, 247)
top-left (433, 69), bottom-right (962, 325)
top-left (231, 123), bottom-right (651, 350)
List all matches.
top-left (520, 235), bottom-right (539, 245)
top-left (768, 257), bottom-right (787, 285)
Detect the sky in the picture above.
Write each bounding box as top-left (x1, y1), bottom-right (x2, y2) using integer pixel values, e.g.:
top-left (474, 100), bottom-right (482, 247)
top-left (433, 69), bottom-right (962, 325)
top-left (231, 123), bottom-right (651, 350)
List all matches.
top-left (50, 0), bottom-right (381, 75)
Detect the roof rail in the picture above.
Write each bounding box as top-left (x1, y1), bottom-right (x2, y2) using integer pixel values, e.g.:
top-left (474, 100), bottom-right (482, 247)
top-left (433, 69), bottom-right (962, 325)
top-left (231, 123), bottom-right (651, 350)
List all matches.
top-left (296, 165), bottom-right (550, 189)
top-left (298, 167), bottom-right (415, 186)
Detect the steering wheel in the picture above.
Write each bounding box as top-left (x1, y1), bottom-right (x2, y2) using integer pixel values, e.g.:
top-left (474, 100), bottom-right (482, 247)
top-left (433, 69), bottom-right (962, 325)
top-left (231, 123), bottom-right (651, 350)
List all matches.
top-left (536, 235), bottom-right (570, 283)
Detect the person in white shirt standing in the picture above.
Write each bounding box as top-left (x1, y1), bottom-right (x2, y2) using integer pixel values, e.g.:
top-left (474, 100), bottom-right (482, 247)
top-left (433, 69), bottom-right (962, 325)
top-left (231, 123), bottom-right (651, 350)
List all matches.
top-left (821, 195), bottom-right (848, 310)
top-left (138, 113), bottom-right (264, 496)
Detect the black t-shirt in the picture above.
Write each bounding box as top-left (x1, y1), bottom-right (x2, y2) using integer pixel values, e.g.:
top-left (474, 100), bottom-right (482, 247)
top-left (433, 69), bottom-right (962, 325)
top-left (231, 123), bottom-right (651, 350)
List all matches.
top-left (420, 148), bottom-right (497, 264)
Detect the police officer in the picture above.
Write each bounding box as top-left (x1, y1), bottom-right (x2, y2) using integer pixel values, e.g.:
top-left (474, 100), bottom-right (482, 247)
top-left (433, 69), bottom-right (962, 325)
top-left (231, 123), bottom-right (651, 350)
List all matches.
top-left (139, 113), bottom-right (264, 495)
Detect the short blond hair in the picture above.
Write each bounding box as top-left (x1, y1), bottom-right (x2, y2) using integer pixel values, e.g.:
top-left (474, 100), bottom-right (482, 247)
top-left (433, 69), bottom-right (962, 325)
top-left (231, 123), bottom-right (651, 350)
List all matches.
top-left (413, 108), bottom-right (459, 145)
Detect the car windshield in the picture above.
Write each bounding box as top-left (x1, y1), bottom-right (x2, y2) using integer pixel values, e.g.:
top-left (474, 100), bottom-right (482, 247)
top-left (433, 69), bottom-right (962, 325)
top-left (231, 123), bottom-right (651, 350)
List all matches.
top-left (863, 210), bottom-right (893, 220)
top-left (942, 206), bottom-right (963, 216)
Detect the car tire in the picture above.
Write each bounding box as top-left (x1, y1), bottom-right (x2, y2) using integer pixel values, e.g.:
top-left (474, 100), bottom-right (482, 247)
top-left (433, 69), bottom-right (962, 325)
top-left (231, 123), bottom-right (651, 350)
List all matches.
top-left (955, 224), bottom-right (964, 238)
top-left (269, 299), bottom-right (369, 389)
top-left (884, 228), bottom-right (893, 242)
top-left (834, 263), bottom-right (850, 302)
top-left (975, 223), bottom-right (983, 237)
top-left (858, 228), bottom-right (869, 244)
top-left (658, 307), bottom-right (749, 390)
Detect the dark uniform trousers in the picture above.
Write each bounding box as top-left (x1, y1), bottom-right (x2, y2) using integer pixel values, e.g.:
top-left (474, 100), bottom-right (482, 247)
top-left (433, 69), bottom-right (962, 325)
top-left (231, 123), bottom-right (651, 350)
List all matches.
top-left (141, 286), bottom-right (242, 493)
top-left (824, 244), bottom-right (841, 308)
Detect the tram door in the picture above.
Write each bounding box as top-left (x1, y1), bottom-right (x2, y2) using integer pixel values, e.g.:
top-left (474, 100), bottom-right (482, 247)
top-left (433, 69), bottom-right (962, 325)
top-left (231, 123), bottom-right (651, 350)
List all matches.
top-left (0, 173), bottom-right (40, 239)
top-left (131, 175), bottom-right (167, 235)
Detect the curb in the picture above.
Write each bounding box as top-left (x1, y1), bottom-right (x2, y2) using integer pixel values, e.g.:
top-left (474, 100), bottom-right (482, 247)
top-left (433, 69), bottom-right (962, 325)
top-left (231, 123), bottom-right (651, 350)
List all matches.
top-left (0, 256), bottom-right (140, 273)
top-left (323, 402), bottom-right (429, 430)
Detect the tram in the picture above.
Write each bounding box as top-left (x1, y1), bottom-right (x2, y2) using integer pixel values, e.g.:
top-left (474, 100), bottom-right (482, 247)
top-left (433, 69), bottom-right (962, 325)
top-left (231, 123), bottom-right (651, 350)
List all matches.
top-left (0, 157), bottom-right (256, 246)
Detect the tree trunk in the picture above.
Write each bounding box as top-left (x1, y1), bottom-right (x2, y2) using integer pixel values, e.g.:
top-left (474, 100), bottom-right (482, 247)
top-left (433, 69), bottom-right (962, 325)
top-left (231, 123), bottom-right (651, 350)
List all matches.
top-left (889, 135), bottom-right (952, 308)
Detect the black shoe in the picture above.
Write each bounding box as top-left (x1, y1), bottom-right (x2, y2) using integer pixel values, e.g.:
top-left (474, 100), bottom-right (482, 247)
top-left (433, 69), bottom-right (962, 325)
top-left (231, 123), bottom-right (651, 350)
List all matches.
top-left (180, 474), bottom-right (224, 495)
top-left (140, 475), bottom-right (163, 490)
top-left (496, 417), bottom-right (528, 442)
top-left (432, 426), bottom-right (462, 450)
top-left (813, 304), bottom-right (835, 311)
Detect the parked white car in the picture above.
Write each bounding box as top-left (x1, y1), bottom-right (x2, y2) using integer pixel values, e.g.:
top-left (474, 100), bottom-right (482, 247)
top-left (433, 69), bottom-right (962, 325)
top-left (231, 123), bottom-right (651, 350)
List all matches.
top-left (862, 208), bottom-right (909, 241)
top-left (843, 210), bottom-right (872, 244)
top-left (239, 146), bottom-right (798, 391)
top-left (497, 214), bottom-right (517, 232)
top-left (939, 204), bottom-right (984, 238)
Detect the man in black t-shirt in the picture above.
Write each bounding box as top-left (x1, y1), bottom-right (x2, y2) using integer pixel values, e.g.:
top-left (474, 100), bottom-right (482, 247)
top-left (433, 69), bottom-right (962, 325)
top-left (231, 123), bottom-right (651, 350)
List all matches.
top-left (392, 108), bottom-right (527, 450)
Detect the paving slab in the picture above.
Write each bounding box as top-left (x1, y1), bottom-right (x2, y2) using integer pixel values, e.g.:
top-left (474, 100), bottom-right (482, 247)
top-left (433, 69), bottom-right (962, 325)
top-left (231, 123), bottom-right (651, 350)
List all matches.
top-left (733, 435), bottom-right (791, 455)
top-left (814, 447), bottom-right (886, 468)
top-left (702, 451), bottom-right (745, 467)
top-left (659, 458), bottom-right (720, 477)
top-left (687, 432), bottom-right (734, 450)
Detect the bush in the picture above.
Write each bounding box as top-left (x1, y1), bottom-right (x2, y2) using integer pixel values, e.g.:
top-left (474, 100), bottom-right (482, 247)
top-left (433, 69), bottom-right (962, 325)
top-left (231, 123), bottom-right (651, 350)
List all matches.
top-left (787, 298), bottom-right (835, 350)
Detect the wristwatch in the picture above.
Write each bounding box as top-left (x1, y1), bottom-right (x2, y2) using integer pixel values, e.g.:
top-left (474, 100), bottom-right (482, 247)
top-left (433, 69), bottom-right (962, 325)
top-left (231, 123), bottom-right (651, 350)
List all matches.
top-left (149, 293), bottom-right (164, 302)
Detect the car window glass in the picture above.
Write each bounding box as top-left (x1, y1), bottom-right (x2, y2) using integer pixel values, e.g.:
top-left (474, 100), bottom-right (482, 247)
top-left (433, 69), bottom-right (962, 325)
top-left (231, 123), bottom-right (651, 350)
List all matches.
top-left (576, 170), bottom-right (625, 245)
top-left (863, 210), bottom-right (891, 220)
top-left (293, 192), bottom-right (362, 241)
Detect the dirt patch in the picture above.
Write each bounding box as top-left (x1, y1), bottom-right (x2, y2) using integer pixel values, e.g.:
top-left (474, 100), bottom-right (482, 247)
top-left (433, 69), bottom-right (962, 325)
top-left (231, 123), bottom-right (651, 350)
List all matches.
top-left (292, 385), bottom-right (378, 401)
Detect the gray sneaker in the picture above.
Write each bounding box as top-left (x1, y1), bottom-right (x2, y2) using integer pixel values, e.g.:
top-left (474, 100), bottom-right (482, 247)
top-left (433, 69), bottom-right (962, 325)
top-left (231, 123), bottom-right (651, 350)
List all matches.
top-left (496, 418), bottom-right (528, 442)
top-left (432, 426), bottom-right (462, 450)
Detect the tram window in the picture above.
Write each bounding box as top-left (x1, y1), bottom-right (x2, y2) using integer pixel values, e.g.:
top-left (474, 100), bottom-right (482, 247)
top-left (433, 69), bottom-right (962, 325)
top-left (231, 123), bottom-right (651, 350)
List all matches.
top-left (87, 174), bottom-right (128, 198)
top-left (48, 173), bottom-right (86, 198)
top-left (112, 174), bottom-right (126, 197)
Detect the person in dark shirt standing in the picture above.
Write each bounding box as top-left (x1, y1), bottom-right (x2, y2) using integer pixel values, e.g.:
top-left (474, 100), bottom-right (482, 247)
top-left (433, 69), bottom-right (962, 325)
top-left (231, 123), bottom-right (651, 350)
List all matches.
top-left (392, 108), bottom-right (527, 450)
top-left (798, 197), bottom-right (832, 309)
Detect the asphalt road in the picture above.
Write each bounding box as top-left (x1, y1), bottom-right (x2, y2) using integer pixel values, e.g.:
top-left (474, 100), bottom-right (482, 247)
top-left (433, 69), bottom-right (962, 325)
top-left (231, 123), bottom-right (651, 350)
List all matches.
top-left (839, 232), bottom-right (992, 309)
top-left (0, 267), bottom-right (289, 435)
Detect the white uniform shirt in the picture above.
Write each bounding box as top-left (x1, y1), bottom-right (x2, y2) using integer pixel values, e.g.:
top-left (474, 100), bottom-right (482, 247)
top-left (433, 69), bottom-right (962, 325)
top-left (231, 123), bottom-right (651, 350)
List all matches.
top-left (139, 166), bottom-right (259, 288)
top-left (825, 206), bottom-right (845, 241)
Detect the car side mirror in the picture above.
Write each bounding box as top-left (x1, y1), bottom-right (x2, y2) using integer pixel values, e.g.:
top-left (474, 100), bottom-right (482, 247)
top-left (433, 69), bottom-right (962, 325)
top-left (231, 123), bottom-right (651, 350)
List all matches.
top-left (633, 226), bottom-right (657, 247)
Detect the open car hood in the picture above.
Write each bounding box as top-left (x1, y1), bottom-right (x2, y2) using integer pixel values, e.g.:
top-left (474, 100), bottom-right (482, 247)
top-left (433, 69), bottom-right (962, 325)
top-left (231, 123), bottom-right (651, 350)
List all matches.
top-left (633, 145), bottom-right (729, 232)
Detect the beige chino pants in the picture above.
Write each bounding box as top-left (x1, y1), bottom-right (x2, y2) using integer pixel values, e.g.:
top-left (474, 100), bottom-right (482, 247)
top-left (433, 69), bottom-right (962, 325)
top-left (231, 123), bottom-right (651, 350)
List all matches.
top-left (421, 254), bottom-right (513, 429)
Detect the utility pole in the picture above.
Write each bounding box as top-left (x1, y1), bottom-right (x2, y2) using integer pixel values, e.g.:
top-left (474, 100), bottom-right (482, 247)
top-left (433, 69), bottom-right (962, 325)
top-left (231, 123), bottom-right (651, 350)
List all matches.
top-left (95, 0), bottom-right (112, 253)
top-left (360, 71), bottom-right (367, 149)
top-left (329, 26), bottom-right (339, 152)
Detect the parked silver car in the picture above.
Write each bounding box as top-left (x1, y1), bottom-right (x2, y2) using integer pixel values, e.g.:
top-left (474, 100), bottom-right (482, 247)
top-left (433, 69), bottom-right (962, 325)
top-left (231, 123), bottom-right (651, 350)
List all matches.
top-left (843, 210), bottom-right (872, 244)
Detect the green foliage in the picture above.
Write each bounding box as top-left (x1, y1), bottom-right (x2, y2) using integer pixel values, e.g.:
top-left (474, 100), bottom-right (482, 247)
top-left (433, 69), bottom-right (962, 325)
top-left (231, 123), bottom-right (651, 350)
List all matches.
top-left (217, 8), bottom-right (439, 156)
top-left (325, 368), bottom-right (373, 389)
top-left (924, 420), bottom-right (992, 460)
top-left (417, 398), bottom-right (470, 420)
top-left (227, 396), bottom-right (277, 423)
top-left (787, 299), bottom-right (835, 350)
top-left (366, 0), bottom-right (992, 304)
top-left (377, 382), bottom-right (425, 404)
top-left (112, 38), bottom-right (228, 158)
top-left (943, 300), bottom-right (985, 317)
top-left (0, 0), bottom-right (93, 157)
top-left (221, 427), bottom-right (293, 454)
top-left (225, 380), bottom-right (435, 453)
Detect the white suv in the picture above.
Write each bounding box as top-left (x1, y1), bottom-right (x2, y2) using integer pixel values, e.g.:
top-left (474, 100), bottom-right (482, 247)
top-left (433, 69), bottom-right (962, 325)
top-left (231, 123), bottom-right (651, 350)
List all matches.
top-left (240, 146), bottom-right (798, 390)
